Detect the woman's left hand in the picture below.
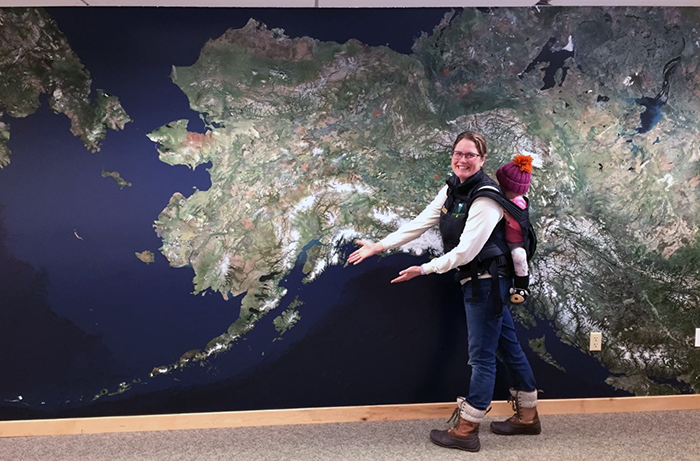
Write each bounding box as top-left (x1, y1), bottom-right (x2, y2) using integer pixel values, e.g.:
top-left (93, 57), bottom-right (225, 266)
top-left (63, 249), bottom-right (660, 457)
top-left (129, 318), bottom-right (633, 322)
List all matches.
top-left (390, 265), bottom-right (423, 284)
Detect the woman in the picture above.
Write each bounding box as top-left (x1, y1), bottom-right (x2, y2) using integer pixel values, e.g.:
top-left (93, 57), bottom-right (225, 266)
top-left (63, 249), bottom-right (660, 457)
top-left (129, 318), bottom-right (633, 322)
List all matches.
top-left (347, 131), bottom-right (540, 453)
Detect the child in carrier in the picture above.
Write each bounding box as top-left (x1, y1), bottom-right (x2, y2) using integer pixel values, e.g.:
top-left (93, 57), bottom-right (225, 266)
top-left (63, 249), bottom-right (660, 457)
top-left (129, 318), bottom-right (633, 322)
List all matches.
top-left (496, 154), bottom-right (533, 304)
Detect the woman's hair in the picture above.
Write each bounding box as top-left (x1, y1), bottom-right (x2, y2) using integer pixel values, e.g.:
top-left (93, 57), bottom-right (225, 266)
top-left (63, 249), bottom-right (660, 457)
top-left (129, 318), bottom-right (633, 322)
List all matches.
top-left (453, 131), bottom-right (487, 157)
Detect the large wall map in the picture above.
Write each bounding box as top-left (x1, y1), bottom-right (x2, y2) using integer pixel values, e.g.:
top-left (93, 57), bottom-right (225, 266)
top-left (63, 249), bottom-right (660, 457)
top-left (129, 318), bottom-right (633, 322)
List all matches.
top-left (1, 7), bottom-right (699, 420)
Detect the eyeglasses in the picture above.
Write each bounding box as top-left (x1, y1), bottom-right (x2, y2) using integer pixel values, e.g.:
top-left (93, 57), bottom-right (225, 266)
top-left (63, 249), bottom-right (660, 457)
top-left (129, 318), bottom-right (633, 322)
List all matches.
top-left (451, 151), bottom-right (482, 160)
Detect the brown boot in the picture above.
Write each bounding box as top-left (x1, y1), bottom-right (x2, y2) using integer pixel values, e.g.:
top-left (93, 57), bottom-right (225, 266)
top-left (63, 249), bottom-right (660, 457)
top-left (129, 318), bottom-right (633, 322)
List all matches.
top-left (490, 389), bottom-right (542, 435)
top-left (430, 398), bottom-right (483, 452)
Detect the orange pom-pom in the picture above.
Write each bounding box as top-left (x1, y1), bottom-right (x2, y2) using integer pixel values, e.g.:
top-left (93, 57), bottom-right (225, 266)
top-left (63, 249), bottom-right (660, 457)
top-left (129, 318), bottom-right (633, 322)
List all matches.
top-left (512, 154), bottom-right (533, 173)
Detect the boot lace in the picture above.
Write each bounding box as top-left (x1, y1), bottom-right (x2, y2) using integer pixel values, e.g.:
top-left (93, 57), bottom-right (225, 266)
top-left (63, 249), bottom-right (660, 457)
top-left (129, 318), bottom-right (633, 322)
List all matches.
top-left (446, 402), bottom-right (490, 428)
top-left (508, 389), bottom-right (544, 422)
top-left (446, 407), bottom-right (461, 427)
top-left (507, 393), bottom-right (523, 421)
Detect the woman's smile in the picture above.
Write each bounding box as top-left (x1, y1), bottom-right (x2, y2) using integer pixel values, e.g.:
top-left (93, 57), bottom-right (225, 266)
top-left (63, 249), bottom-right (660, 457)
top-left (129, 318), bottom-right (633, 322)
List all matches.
top-left (451, 139), bottom-right (485, 183)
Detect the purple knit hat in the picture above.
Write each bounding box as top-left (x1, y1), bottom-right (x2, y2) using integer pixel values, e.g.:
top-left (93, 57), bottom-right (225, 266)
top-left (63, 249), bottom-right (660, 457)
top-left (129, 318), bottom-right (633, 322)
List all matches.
top-left (496, 154), bottom-right (533, 195)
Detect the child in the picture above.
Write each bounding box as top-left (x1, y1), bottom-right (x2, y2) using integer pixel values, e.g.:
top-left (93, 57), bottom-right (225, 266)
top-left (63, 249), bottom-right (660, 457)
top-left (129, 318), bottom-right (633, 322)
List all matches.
top-left (496, 155), bottom-right (534, 304)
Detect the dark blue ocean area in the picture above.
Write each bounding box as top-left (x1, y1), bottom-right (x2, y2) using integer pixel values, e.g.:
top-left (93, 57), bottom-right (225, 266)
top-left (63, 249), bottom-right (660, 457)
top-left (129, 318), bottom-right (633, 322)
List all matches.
top-left (0, 237), bottom-right (629, 420)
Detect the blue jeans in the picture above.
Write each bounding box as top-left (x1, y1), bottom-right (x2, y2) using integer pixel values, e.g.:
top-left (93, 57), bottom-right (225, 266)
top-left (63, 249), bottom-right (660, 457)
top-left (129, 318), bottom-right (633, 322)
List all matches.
top-left (462, 277), bottom-right (537, 410)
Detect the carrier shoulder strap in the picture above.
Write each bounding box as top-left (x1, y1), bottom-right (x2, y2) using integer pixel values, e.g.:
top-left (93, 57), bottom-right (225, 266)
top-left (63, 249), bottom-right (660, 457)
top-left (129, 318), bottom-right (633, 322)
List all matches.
top-left (472, 186), bottom-right (536, 260)
top-left (465, 185), bottom-right (510, 320)
top-left (472, 186), bottom-right (526, 221)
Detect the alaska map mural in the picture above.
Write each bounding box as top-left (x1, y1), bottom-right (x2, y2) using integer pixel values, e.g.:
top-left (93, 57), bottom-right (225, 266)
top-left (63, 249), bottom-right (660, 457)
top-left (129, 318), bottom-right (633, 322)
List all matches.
top-left (1, 7), bottom-right (699, 420)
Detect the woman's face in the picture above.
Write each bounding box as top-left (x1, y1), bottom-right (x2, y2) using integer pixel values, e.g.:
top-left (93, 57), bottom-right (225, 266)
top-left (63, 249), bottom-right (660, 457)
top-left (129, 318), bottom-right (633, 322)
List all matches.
top-left (451, 139), bottom-right (485, 183)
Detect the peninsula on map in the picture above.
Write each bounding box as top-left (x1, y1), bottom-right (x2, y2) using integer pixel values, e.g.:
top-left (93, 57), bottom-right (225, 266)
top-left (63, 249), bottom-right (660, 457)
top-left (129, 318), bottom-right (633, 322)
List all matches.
top-left (0, 8), bottom-right (130, 168)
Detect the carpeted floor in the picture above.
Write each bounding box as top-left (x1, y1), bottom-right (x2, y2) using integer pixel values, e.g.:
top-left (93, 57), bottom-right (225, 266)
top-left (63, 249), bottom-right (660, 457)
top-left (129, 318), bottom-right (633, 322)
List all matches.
top-left (2, 410), bottom-right (699, 461)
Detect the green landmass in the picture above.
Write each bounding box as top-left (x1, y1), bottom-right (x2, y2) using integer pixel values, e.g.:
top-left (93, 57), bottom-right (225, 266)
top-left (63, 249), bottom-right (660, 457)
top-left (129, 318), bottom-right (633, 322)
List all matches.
top-left (146, 10), bottom-right (700, 395)
top-left (92, 378), bottom-right (143, 401)
top-left (0, 8), bottom-right (131, 168)
top-left (605, 374), bottom-right (678, 396)
top-left (273, 298), bottom-right (303, 339)
top-left (135, 250), bottom-right (155, 264)
top-left (101, 169), bottom-right (132, 189)
top-left (0, 115), bottom-right (9, 168)
top-left (529, 336), bottom-right (565, 372)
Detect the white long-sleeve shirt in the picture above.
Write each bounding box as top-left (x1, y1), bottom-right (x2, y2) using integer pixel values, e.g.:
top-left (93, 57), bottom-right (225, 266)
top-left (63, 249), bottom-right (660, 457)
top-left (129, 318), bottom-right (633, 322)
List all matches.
top-left (378, 185), bottom-right (504, 275)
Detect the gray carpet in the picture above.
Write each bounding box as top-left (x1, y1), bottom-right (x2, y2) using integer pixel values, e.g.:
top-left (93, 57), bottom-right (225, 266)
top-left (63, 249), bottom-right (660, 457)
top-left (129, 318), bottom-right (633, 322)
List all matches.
top-left (2, 411), bottom-right (699, 461)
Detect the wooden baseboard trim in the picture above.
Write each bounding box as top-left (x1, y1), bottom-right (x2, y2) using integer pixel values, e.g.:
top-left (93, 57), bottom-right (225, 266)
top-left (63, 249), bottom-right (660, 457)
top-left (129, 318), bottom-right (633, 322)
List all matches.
top-left (1, 394), bottom-right (699, 438)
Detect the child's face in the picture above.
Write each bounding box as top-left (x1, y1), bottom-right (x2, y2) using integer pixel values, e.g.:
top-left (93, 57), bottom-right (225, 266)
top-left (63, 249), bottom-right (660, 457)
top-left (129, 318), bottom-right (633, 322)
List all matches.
top-left (502, 188), bottom-right (519, 200)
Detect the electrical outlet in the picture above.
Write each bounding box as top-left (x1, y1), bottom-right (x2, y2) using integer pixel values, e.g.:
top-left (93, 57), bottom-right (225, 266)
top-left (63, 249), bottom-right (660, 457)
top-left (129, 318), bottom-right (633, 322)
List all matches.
top-left (695, 328), bottom-right (700, 347)
top-left (590, 332), bottom-right (602, 351)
